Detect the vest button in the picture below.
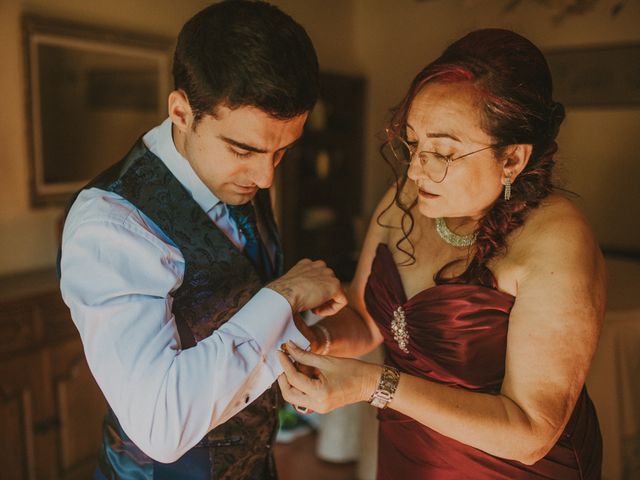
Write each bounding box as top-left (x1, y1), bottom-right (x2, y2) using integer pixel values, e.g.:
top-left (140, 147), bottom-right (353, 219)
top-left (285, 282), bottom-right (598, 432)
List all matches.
top-left (245, 394), bottom-right (250, 404)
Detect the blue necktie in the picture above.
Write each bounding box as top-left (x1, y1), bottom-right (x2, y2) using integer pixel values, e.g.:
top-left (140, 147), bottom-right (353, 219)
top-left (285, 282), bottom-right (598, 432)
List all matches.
top-left (227, 202), bottom-right (274, 282)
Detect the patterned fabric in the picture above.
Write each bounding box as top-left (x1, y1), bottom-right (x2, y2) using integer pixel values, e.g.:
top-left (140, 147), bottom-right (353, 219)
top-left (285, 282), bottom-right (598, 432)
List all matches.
top-left (73, 139), bottom-right (283, 479)
top-left (227, 203), bottom-right (274, 282)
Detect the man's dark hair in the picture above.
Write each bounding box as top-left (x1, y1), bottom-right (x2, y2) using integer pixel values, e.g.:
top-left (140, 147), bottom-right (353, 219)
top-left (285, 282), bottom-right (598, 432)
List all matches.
top-left (173, 0), bottom-right (319, 122)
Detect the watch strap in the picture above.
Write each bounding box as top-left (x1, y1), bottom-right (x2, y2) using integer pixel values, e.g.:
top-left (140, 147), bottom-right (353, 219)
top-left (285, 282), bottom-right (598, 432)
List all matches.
top-left (368, 365), bottom-right (400, 409)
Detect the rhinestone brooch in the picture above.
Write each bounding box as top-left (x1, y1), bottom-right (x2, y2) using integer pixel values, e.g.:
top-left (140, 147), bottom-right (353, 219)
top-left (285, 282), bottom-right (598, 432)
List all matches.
top-left (391, 306), bottom-right (410, 354)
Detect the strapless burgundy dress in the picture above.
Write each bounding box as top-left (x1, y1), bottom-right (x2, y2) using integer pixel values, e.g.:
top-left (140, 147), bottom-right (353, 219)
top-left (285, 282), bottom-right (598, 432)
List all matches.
top-left (364, 243), bottom-right (602, 480)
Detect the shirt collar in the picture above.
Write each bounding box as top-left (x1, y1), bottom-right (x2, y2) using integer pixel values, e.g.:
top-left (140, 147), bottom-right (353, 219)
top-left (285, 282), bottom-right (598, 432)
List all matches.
top-left (142, 117), bottom-right (220, 214)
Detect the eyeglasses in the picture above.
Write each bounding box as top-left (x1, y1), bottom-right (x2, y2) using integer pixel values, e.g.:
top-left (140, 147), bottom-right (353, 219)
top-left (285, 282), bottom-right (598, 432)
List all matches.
top-left (385, 127), bottom-right (500, 183)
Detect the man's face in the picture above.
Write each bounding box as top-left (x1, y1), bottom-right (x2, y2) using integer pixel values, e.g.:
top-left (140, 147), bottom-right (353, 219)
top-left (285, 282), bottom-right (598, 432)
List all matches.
top-left (171, 92), bottom-right (308, 205)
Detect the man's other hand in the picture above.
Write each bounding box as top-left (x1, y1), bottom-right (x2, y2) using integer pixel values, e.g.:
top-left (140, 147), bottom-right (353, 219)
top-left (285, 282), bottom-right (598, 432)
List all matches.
top-left (267, 259), bottom-right (347, 316)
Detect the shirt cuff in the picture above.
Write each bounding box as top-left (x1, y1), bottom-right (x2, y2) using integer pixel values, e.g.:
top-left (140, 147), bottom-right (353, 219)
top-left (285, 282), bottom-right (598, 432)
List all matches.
top-left (228, 288), bottom-right (310, 357)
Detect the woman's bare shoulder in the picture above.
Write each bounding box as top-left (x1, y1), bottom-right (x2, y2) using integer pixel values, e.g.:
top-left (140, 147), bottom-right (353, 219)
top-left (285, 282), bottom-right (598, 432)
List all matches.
top-left (508, 192), bottom-right (606, 295)
top-left (511, 193), bottom-right (595, 252)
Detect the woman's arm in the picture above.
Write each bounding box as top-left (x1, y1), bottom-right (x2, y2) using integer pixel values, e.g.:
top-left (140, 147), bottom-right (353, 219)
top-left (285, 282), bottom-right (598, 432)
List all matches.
top-left (279, 198), bottom-right (606, 465)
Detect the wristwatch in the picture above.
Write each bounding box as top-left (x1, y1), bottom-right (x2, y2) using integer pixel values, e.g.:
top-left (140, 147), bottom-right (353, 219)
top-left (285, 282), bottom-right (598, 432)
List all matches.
top-left (368, 365), bottom-right (400, 409)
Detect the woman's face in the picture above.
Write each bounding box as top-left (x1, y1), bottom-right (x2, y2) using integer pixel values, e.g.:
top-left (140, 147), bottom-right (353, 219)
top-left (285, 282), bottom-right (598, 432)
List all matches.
top-left (405, 81), bottom-right (505, 221)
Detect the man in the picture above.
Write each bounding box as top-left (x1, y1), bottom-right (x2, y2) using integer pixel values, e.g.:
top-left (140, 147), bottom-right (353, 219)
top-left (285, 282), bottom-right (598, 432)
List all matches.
top-left (59, 1), bottom-right (345, 478)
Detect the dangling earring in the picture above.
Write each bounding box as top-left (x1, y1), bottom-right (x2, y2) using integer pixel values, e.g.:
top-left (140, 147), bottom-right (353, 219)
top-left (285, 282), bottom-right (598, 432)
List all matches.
top-left (504, 174), bottom-right (512, 201)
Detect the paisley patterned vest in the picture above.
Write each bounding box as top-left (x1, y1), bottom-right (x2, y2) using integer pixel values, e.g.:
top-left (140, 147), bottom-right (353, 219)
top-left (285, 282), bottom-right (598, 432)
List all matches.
top-left (73, 140), bottom-right (284, 479)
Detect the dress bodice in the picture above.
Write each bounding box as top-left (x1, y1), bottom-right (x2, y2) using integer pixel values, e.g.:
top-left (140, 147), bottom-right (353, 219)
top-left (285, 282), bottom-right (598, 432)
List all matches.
top-left (365, 242), bottom-right (514, 392)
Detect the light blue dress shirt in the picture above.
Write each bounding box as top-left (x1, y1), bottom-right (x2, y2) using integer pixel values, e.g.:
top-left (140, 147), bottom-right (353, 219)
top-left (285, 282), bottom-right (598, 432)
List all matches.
top-left (59, 118), bottom-right (307, 463)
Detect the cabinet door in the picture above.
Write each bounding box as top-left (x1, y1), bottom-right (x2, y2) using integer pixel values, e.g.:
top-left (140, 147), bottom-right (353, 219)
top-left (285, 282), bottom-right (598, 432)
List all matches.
top-left (48, 340), bottom-right (105, 480)
top-left (0, 354), bottom-right (39, 480)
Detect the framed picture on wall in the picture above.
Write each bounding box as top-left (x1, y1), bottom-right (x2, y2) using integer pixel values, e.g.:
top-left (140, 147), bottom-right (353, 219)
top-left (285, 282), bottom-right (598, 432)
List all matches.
top-left (545, 43), bottom-right (640, 107)
top-left (22, 15), bottom-right (173, 207)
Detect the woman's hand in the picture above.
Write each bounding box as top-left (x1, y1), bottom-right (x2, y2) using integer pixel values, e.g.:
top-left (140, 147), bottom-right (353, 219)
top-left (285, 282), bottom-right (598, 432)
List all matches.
top-left (277, 341), bottom-right (381, 414)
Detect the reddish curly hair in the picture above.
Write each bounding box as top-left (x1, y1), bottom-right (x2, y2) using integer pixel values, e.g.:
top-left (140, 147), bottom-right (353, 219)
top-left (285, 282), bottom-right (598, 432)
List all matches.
top-left (380, 28), bottom-right (565, 284)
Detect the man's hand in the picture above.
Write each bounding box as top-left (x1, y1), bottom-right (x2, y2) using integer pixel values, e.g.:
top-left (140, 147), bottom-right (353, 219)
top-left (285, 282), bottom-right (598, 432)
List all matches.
top-left (267, 259), bottom-right (347, 316)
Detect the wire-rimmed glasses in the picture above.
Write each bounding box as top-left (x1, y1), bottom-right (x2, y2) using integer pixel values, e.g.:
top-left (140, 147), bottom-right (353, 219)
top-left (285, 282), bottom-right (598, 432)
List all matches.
top-left (385, 127), bottom-right (500, 183)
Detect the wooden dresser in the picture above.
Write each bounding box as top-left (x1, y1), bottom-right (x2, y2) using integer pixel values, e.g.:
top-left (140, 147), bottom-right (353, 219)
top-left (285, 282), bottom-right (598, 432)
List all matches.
top-left (0, 269), bottom-right (104, 480)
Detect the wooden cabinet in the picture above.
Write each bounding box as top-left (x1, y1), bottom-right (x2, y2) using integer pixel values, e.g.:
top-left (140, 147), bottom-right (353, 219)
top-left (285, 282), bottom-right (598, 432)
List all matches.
top-left (0, 270), bottom-right (104, 480)
top-left (279, 72), bottom-right (366, 281)
top-left (0, 353), bottom-right (38, 479)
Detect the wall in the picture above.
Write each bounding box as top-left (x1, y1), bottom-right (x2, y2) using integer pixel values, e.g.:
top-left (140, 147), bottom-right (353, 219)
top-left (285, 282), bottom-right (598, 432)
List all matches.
top-left (0, 0), bottom-right (356, 275)
top-left (352, 0), bottom-right (640, 253)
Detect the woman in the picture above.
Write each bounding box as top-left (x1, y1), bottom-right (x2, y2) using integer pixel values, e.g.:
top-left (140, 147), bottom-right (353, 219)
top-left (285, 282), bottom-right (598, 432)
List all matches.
top-left (279, 29), bottom-right (605, 479)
